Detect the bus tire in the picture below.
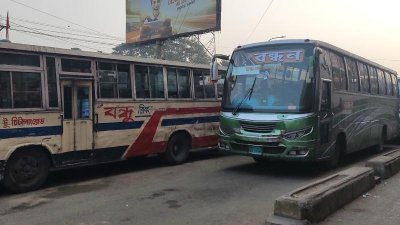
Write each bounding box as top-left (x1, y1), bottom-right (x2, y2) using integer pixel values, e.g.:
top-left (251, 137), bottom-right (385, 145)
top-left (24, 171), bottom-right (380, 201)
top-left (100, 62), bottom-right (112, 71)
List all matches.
top-left (373, 129), bottom-right (385, 153)
top-left (2, 149), bottom-right (50, 193)
top-left (323, 139), bottom-right (343, 170)
top-left (164, 133), bottom-right (190, 165)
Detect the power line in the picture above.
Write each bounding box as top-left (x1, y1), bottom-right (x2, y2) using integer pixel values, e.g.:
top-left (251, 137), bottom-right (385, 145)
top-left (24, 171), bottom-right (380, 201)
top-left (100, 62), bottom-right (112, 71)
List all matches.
top-left (13, 27), bottom-right (109, 52)
top-left (9, 21), bottom-right (107, 52)
top-left (9, 0), bottom-right (122, 40)
top-left (6, 20), bottom-right (122, 42)
top-left (10, 20), bottom-right (119, 47)
top-left (245, 0), bottom-right (274, 43)
top-left (3, 16), bottom-right (124, 41)
top-left (12, 28), bottom-right (104, 52)
top-left (12, 27), bottom-right (118, 47)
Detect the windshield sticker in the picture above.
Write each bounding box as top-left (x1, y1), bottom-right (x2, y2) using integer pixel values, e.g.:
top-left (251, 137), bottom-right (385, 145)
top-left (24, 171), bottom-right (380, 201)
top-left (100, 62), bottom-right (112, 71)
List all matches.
top-left (232, 66), bottom-right (261, 76)
top-left (248, 49), bottom-right (304, 64)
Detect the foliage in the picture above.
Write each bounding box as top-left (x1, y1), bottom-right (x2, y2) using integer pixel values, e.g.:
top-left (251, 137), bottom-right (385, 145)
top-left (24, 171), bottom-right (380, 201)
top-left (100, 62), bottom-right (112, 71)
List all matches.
top-left (113, 38), bottom-right (211, 65)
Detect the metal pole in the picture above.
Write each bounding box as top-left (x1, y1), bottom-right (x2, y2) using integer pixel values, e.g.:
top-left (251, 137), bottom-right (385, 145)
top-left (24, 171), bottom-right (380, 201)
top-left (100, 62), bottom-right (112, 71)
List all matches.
top-left (6, 12), bottom-right (10, 41)
top-left (155, 40), bottom-right (163, 59)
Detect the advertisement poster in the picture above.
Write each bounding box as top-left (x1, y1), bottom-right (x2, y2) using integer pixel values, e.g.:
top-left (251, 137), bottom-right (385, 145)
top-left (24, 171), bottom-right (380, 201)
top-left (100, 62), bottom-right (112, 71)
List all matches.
top-left (126, 0), bottom-right (221, 44)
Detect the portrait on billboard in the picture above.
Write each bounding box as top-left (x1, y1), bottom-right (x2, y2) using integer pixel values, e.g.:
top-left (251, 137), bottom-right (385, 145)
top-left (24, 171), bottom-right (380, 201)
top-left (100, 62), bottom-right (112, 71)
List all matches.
top-left (126, 0), bottom-right (221, 44)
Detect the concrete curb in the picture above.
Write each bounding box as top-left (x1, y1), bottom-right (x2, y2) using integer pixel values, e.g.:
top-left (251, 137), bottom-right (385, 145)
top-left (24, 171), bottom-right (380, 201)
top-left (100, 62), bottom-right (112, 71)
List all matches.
top-left (265, 167), bottom-right (375, 224)
top-left (365, 150), bottom-right (400, 179)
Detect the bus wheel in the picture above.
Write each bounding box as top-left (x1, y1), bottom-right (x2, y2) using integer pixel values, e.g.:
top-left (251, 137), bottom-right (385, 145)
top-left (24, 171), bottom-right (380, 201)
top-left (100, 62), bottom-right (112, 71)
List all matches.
top-left (164, 133), bottom-right (190, 165)
top-left (323, 140), bottom-right (342, 170)
top-left (2, 149), bottom-right (50, 193)
top-left (374, 130), bottom-right (385, 153)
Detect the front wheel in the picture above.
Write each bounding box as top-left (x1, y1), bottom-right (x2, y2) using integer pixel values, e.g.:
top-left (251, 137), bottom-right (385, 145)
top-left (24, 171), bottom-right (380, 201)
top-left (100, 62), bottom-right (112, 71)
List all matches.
top-left (373, 130), bottom-right (385, 153)
top-left (2, 149), bottom-right (50, 193)
top-left (164, 133), bottom-right (191, 165)
top-left (322, 140), bottom-right (342, 170)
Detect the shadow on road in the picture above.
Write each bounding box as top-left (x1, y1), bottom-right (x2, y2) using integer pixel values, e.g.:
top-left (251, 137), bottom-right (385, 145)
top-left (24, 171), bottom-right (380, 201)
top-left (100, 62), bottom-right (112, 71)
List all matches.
top-left (0, 149), bottom-right (225, 196)
top-left (225, 145), bottom-right (398, 179)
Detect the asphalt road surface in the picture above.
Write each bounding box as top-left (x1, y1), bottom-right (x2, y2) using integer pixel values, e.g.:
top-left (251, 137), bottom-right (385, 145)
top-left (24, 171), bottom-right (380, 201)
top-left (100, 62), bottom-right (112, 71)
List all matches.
top-left (0, 146), bottom-right (394, 225)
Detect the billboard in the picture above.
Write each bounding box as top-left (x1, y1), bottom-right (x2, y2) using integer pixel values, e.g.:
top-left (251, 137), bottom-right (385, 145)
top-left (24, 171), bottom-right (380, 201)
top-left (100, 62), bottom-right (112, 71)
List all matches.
top-left (126, 0), bottom-right (221, 44)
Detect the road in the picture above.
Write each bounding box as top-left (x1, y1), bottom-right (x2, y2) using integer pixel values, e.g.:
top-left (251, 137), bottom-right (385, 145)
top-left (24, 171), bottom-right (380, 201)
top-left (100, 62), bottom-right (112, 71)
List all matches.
top-left (0, 147), bottom-right (392, 225)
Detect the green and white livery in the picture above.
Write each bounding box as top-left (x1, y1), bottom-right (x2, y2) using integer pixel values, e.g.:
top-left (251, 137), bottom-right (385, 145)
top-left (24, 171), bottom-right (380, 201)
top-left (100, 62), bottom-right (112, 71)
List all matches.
top-left (212, 39), bottom-right (398, 168)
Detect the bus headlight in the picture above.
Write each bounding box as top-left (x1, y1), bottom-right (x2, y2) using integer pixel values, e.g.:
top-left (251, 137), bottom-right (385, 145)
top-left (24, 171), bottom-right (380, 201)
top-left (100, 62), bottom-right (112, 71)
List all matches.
top-left (219, 123), bottom-right (239, 135)
top-left (284, 127), bottom-right (313, 140)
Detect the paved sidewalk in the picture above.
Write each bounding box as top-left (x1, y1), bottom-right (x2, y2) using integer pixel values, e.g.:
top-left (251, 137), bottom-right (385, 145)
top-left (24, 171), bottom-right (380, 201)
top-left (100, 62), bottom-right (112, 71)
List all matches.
top-left (322, 171), bottom-right (400, 225)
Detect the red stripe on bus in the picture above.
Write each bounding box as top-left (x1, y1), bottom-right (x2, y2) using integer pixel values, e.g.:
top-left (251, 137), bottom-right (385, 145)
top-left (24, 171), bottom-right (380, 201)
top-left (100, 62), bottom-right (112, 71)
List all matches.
top-left (192, 135), bottom-right (219, 149)
top-left (124, 107), bottom-right (220, 158)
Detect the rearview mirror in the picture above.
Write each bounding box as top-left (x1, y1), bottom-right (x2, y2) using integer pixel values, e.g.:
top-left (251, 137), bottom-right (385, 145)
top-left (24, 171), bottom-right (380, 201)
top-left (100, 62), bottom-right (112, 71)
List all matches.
top-left (210, 54), bottom-right (230, 82)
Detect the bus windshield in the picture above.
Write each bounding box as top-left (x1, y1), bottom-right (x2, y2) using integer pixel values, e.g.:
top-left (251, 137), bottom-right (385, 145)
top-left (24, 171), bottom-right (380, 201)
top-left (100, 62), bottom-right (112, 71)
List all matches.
top-left (222, 44), bottom-right (315, 113)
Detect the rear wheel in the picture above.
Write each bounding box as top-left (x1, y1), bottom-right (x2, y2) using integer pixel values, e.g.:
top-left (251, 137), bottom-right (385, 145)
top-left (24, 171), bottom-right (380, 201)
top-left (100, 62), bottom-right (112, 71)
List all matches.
top-left (164, 133), bottom-right (191, 165)
top-left (2, 149), bottom-right (50, 193)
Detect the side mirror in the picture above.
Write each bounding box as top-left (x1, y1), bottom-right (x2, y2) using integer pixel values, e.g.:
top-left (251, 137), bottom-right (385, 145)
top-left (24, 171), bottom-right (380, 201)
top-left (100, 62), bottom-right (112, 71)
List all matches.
top-left (211, 60), bottom-right (219, 81)
top-left (210, 54), bottom-right (230, 82)
top-left (315, 47), bottom-right (323, 55)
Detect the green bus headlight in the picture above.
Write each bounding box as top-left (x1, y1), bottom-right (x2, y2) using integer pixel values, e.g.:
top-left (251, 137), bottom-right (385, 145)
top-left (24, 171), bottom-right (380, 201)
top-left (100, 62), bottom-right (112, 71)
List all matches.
top-left (284, 127), bottom-right (313, 140)
top-left (219, 123), bottom-right (238, 135)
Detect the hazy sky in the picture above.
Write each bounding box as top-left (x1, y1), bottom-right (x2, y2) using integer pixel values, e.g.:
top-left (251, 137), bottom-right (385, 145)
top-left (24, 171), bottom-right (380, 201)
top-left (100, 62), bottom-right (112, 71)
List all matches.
top-left (2, 0), bottom-right (400, 72)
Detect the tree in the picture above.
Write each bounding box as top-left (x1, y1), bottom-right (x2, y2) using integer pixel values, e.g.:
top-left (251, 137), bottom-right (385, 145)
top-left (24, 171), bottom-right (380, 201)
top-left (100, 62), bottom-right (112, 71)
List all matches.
top-left (113, 37), bottom-right (211, 65)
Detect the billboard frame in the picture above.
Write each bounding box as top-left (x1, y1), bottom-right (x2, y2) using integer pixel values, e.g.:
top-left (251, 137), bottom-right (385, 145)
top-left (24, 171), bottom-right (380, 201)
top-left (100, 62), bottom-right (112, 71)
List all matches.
top-left (126, 0), bottom-right (221, 46)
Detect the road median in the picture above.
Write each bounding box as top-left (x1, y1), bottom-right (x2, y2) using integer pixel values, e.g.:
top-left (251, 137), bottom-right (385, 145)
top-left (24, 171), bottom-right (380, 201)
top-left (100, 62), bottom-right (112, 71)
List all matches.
top-left (365, 150), bottom-right (400, 179)
top-left (266, 167), bottom-right (375, 225)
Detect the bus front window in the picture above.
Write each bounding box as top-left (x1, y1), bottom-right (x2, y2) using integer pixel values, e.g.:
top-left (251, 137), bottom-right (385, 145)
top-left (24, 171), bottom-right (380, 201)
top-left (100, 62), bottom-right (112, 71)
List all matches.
top-left (222, 44), bottom-right (315, 113)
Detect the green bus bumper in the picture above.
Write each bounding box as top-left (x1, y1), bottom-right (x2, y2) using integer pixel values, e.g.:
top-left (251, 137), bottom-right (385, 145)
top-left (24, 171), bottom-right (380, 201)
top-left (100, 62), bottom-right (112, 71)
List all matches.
top-left (218, 134), bottom-right (319, 162)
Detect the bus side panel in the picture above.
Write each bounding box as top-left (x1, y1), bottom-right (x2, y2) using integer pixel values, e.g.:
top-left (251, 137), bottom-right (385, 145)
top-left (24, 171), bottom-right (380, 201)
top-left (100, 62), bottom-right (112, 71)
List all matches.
top-left (329, 90), bottom-right (398, 155)
top-left (94, 102), bottom-right (142, 161)
top-left (0, 112), bottom-right (62, 162)
top-left (94, 101), bottom-right (220, 160)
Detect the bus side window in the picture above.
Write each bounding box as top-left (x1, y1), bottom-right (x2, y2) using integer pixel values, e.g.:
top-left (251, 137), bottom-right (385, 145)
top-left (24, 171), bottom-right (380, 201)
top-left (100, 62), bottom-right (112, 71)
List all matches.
top-left (329, 52), bottom-right (347, 90)
top-left (357, 62), bottom-right (370, 93)
top-left (319, 49), bottom-right (331, 79)
top-left (376, 69), bottom-right (386, 95)
top-left (167, 68), bottom-right (178, 98)
top-left (149, 66), bottom-right (164, 99)
top-left (177, 69), bottom-right (191, 98)
top-left (321, 81), bottom-right (331, 111)
top-left (0, 71), bottom-right (12, 108)
top-left (135, 65), bottom-right (150, 99)
top-left (392, 74), bottom-right (398, 97)
top-left (46, 57), bottom-right (59, 107)
top-left (368, 66), bottom-right (379, 94)
top-left (384, 72), bottom-right (392, 96)
top-left (345, 57), bottom-right (360, 92)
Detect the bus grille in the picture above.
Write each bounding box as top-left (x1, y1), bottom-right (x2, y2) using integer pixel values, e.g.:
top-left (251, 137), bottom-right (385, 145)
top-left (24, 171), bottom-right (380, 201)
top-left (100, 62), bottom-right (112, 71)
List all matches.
top-left (230, 143), bottom-right (285, 154)
top-left (240, 122), bottom-right (277, 133)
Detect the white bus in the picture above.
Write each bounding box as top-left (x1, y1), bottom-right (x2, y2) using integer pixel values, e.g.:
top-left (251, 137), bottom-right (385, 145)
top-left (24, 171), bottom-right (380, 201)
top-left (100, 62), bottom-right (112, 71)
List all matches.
top-left (0, 41), bottom-right (225, 192)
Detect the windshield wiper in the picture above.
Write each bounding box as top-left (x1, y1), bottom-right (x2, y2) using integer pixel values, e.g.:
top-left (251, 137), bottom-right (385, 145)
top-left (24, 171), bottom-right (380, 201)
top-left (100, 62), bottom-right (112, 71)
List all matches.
top-left (232, 76), bottom-right (257, 116)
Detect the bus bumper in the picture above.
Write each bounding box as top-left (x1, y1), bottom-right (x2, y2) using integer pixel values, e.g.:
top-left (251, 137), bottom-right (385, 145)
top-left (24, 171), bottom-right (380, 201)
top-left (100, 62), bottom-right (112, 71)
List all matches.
top-left (218, 134), bottom-right (318, 162)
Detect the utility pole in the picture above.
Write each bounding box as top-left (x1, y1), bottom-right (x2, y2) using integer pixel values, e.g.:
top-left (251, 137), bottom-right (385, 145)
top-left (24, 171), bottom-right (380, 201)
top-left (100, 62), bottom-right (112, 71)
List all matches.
top-left (6, 11), bottom-right (10, 41)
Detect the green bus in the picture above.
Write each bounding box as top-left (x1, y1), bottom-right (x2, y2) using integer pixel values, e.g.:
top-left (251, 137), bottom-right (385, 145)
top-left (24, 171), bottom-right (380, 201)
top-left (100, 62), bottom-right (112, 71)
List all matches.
top-left (211, 39), bottom-right (399, 168)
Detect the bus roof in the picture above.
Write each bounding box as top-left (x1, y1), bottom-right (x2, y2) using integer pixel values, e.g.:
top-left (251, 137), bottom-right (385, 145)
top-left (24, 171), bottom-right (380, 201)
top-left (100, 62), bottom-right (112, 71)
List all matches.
top-left (235, 39), bottom-right (397, 75)
top-left (0, 41), bottom-right (217, 70)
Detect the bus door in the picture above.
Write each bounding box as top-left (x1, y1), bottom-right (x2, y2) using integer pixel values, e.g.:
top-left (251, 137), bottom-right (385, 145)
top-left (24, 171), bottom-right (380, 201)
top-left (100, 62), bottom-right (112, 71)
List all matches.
top-left (319, 79), bottom-right (333, 150)
top-left (61, 79), bottom-right (93, 163)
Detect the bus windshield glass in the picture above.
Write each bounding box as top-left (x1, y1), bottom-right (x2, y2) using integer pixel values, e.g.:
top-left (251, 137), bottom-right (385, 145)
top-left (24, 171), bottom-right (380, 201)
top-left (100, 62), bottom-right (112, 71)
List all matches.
top-left (222, 44), bottom-right (315, 113)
